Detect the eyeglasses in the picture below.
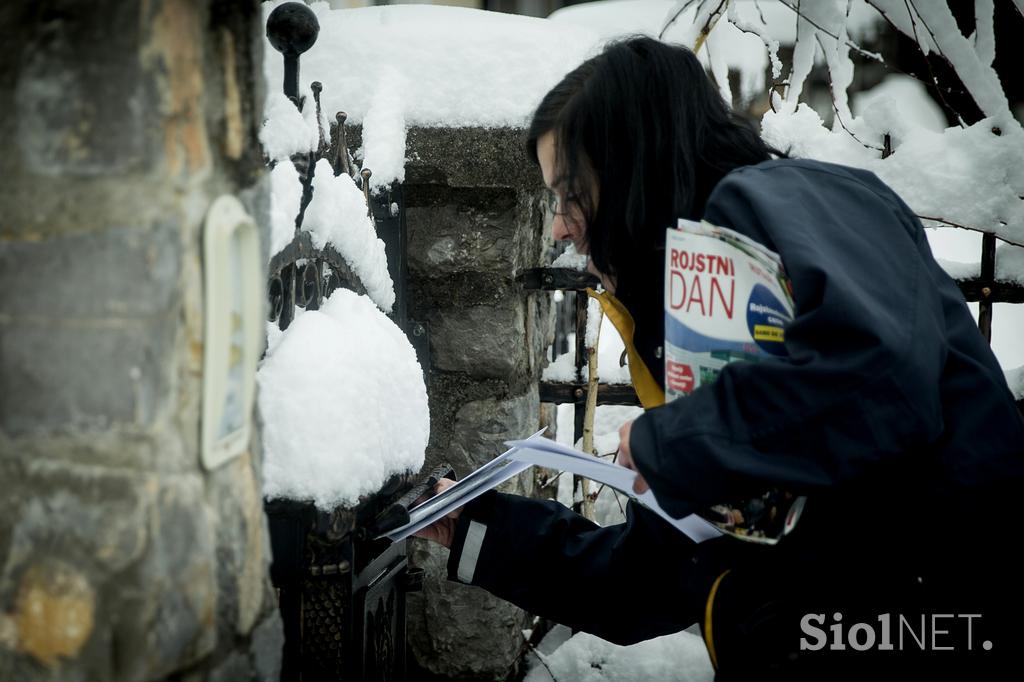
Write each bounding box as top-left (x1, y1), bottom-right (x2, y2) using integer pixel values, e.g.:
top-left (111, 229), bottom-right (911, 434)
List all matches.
top-left (543, 189), bottom-right (581, 218)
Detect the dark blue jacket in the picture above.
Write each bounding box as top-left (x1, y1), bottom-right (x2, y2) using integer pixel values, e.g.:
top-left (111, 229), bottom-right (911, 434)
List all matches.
top-left (631, 159), bottom-right (1024, 516)
top-left (446, 159), bottom-right (1024, 678)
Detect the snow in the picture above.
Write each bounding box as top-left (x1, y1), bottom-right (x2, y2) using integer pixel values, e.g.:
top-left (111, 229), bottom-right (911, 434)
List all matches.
top-left (543, 351), bottom-right (580, 382)
top-left (259, 89), bottom-right (322, 162)
top-left (874, 0), bottom-right (1011, 119)
top-left (762, 107), bottom-right (1024, 249)
top-left (935, 258), bottom-right (979, 282)
top-left (263, 3), bottom-right (598, 122)
top-left (524, 628), bottom-right (713, 682)
top-left (754, 1), bottom-right (1024, 251)
top-left (585, 296), bottom-right (602, 348)
top-left (542, 315), bottom-right (632, 385)
top-left (937, 243), bottom-right (1024, 286)
top-left (1006, 366), bottom-right (1024, 401)
top-left (269, 161), bottom-right (302, 259)
top-left (360, 66), bottom-right (407, 192)
top-left (551, 0), bottom-right (882, 105)
top-left (972, 0), bottom-right (996, 68)
top-left (259, 1), bottom-right (604, 187)
top-left (996, 243), bottom-right (1024, 285)
top-left (259, 1), bottom-right (883, 189)
top-left (257, 288), bottom-right (428, 510)
top-left (852, 75), bottom-right (947, 134)
top-left (302, 160), bottom-right (396, 313)
top-left (761, 102), bottom-right (875, 163)
top-left (552, 243), bottom-right (589, 270)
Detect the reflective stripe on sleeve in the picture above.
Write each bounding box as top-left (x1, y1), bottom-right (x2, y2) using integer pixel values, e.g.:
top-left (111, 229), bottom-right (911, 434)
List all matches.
top-left (456, 520), bottom-right (487, 584)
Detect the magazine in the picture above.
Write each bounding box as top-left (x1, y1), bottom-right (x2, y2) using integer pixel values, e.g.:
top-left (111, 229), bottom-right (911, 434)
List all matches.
top-left (664, 220), bottom-right (806, 544)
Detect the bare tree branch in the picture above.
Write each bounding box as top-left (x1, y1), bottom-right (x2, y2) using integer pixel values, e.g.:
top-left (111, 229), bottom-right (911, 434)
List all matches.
top-left (898, 0), bottom-right (966, 123)
top-left (659, 0), bottom-right (701, 40)
top-left (776, 0), bottom-right (970, 125)
top-left (753, 0), bottom-right (768, 25)
top-left (814, 34), bottom-right (884, 152)
top-left (693, 0), bottom-right (730, 54)
top-left (776, 0), bottom-right (884, 62)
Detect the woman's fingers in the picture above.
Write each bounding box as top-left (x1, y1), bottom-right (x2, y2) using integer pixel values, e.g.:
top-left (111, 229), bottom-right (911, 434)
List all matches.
top-left (413, 476), bottom-right (458, 506)
top-left (618, 419), bottom-right (650, 494)
top-left (618, 420), bottom-right (636, 471)
top-left (411, 478), bottom-right (461, 548)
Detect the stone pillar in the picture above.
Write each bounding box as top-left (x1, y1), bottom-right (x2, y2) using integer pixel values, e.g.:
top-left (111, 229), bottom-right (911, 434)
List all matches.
top-left (398, 127), bottom-right (554, 680)
top-left (0, 1), bottom-right (281, 680)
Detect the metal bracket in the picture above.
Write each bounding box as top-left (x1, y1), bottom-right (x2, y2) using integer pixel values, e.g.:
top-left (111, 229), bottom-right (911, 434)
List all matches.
top-left (405, 320), bottom-right (430, 373)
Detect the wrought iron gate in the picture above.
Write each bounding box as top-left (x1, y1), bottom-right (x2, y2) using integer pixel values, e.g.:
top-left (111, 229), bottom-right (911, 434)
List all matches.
top-left (262, 4), bottom-right (437, 680)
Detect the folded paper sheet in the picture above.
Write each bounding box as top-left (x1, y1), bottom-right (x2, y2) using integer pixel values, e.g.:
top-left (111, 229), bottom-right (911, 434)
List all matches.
top-left (381, 430), bottom-right (721, 543)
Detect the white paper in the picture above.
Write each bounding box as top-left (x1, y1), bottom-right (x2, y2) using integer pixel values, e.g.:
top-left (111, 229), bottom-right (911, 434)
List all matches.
top-left (381, 430), bottom-right (721, 544)
top-left (380, 430), bottom-right (544, 542)
top-left (505, 435), bottom-right (721, 543)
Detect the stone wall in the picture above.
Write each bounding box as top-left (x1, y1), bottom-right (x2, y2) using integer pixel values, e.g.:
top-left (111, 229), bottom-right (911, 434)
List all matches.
top-left (399, 127), bottom-right (554, 680)
top-left (0, 1), bottom-right (281, 680)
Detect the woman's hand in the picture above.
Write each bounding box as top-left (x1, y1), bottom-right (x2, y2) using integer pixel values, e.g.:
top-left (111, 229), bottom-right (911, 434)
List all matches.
top-left (617, 419), bottom-right (650, 494)
top-left (412, 478), bottom-right (461, 548)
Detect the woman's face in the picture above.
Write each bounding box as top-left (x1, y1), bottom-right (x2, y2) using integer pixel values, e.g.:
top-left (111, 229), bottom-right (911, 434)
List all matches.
top-left (536, 131), bottom-right (587, 251)
top-left (536, 131), bottom-right (614, 291)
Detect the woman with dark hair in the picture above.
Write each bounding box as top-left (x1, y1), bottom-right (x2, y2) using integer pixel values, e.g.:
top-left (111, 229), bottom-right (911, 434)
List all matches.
top-left (418, 36), bottom-right (1024, 679)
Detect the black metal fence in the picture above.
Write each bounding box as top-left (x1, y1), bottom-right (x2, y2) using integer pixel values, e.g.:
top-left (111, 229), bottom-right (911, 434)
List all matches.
top-left (262, 4), bottom-right (437, 680)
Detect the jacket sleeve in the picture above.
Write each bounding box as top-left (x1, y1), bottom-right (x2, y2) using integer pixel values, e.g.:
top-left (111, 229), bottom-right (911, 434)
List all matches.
top-left (629, 163), bottom-right (948, 519)
top-left (445, 490), bottom-right (710, 645)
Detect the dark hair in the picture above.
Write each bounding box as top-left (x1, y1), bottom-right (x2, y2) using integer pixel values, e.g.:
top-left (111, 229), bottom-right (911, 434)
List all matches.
top-left (527, 36), bottom-right (779, 301)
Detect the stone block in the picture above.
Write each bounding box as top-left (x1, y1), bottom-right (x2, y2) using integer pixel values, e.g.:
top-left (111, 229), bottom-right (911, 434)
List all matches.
top-left (207, 651), bottom-right (252, 682)
top-left (407, 541), bottom-right (530, 681)
top-left (0, 315), bottom-right (176, 436)
top-left (11, 1), bottom-right (149, 178)
top-left (135, 475), bottom-right (219, 679)
top-left (429, 300), bottom-right (527, 379)
top-left (525, 292), bottom-right (555, 379)
top-left (0, 464), bottom-right (217, 679)
top-left (406, 189), bottom-right (522, 278)
top-left (449, 389), bottom-right (540, 478)
top-left (249, 615), bottom-right (284, 682)
top-left (206, 453), bottom-right (270, 638)
top-left (0, 462), bottom-right (154, 579)
top-left (0, 223), bottom-right (181, 319)
top-left (348, 126), bottom-right (544, 191)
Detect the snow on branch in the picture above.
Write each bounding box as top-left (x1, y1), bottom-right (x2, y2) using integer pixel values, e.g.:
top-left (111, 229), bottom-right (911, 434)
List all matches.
top-left (866, 0), bottom-right (1011, 121)
top-left (658, 0), bottom-right (1023, 247)
top-left (973, 0), bottom-right (996, 67)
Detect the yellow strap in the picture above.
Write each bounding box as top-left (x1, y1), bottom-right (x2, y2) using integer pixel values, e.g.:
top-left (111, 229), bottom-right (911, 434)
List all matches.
top-left (704, 569), bottom-right (731, 671)
top-left (586, 289), bottom-right (665, 409)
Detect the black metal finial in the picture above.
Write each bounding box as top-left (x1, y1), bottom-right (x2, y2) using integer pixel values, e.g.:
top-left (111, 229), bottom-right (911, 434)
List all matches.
top-left (360, 168), bottom-right (373, 213)
top-left (311, 81), bottom-right (327, 153)
top-left (333, 111), bottom-right (352, 177)
top-left (266, 2), bottom-right (320, 105)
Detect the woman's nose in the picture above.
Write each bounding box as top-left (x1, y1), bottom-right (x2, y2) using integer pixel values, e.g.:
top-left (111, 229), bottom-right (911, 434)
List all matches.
top-left (552, 214), bottom-right (573, 241)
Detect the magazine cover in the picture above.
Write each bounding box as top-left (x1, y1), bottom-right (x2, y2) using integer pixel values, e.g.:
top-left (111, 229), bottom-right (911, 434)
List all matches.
top-left (664, 219), bottom-right (805, 544)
